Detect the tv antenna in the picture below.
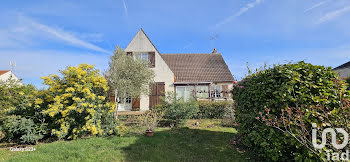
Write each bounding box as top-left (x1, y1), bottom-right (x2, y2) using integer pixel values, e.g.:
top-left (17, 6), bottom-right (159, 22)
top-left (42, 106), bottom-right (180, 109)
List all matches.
top-left (9, 61), bottom-right (16, 71)
top-left (209, 34), bottom-right (219, 49)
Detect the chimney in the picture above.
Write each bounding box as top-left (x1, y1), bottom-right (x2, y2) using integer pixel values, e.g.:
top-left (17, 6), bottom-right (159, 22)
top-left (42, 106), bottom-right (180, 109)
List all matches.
top-left (212, 48), bottom-right (217, 54)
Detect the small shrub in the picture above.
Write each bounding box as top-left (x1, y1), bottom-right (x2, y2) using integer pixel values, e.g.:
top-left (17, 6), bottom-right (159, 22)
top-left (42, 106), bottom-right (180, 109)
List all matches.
top-left (197, 100), bottom-right (233, 119)
top-left (221, 105), bottom-right (236, 127)
top-left (3, 116), bottom-right (44, 144)
top-left (139, 109), bottom-right (164, 131)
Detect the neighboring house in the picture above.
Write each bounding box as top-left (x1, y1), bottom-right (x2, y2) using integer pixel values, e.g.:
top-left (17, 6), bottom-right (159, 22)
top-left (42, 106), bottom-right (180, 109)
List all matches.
top-left (333, 61), bottom-right (350, 79)
top-left (119, 29), bottom-right (234, 111)
top-left (0, 70), bottom-right (23, 85)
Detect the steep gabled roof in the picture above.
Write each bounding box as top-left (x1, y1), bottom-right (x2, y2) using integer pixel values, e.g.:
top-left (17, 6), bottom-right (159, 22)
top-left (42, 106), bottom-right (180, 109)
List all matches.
top-left (125, 28), bottom-right (160, 54)
top-left (333, 61), bottom-right (350, 70)
top-left (160, 54), bottom-right (234, 82)
top-left (0, 70), bottom-right (10, 76)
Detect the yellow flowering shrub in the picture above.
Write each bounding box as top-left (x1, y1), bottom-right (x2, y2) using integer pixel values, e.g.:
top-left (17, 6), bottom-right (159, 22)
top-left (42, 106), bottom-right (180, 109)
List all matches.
top-left (41, 64), bottom-right (124, 139)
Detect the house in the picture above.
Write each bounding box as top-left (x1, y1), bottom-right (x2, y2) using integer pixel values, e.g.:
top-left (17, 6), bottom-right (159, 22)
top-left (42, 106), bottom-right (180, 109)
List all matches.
top-left (119, 29), bottom-right (234, 111)
top-left (333, 61), bottom-right (350, 79)
top-left (0, 70), bottom-right (23, 85)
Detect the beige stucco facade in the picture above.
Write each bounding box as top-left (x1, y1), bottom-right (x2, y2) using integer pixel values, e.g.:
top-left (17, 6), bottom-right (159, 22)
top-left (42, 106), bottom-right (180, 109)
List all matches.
top-left (125, 29), bottom-right (175, 111)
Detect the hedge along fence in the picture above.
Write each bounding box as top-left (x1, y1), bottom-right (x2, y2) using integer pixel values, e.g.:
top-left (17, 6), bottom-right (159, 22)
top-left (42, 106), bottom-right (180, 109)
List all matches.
top-left (197, 100), bottom-right (233, 119)
top-left (233, 62), bottom-right (347, 161)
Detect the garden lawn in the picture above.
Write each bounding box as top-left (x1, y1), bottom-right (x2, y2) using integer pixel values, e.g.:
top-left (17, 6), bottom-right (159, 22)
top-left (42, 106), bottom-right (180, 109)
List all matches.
top-left (0, 119), bottom-right (251, 162)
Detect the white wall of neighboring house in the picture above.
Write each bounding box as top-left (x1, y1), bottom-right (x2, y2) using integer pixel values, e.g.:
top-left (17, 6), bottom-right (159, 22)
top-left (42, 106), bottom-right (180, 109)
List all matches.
top-left (0, 71), bottom-right (23, 85)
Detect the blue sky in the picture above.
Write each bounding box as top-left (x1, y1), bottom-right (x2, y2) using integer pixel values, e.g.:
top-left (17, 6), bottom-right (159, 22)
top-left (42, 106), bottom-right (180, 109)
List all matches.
top-left (1, 0), bottom-right (350, 88)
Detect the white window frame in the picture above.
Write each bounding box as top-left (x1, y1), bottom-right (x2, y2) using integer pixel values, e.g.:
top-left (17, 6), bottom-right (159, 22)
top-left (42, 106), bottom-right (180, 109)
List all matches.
top-left (134, 53), bottom-right (149, 61)
top-left (176, 86), bottom-right (195, 101)
top-left (196, 85), bottom-right (209, 99)
top-left (125, 97), bottom-right (132, 104)
top-left (210, 85), bottom-right (222, 99)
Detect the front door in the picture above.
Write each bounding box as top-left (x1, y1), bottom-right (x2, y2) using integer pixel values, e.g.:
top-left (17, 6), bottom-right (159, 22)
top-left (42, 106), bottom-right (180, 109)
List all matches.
top-left (132, 98), bottom-right (140, 111)
top-left (149, 82), bottom-right (165, 109)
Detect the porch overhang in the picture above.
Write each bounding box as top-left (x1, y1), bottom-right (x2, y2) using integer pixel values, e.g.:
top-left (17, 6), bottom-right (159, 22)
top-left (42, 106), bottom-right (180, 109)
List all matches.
top-left (173, 82), bottom-right (212, 85)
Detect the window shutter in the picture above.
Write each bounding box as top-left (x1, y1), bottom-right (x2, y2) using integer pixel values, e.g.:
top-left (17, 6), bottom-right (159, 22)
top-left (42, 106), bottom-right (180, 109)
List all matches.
top-left (126, 52), bottom-right (133, 56)
top-left (148, 52), bottom-right (155, 67)
top-left (222, 85), bottom-right (228, 98)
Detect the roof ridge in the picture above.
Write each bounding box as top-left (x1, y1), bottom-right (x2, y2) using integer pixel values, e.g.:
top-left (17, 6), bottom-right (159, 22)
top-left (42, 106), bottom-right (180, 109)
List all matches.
top-left (0, 70), bottom-right (10, 76)
top-left (125, 28), bottom-right (160, 54)
top-left (161, 53), bottom-right (221, 55)
top-left (333, 61), bottom-right (350, 70)
top-left (139, 28), bottom-right (160, 54)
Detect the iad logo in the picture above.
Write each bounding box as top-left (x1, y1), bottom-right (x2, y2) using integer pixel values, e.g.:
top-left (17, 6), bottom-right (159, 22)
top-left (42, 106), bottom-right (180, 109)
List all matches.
top-left (312, 123), bottom-right (348, 149)
top-left (312, 123), bottom-right (349, 161)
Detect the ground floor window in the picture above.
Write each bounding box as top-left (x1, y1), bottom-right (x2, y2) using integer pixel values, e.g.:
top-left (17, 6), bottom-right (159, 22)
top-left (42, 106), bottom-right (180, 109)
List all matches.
top-left (176, 86), bottom-right (195, 101)
top-left (196, 86), bottom-right (209, 99)
top-left (210, 85), bottom-right (222, 98)
top-left (176, 84), bottom-right (229, 101)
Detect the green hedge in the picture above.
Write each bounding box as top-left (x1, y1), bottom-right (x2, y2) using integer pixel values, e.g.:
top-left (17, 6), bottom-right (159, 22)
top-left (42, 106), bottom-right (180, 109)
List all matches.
top-left (157, 99), bottom-right (199, 121)
top-left (233, 62), bottom-right (344, 161)
top-left (197, 100), bottom-right (233, 119)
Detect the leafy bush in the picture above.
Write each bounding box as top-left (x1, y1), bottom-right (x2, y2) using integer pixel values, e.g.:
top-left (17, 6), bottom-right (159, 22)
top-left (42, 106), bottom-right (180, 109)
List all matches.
top-left (197, 100), bottom-right (233, 119)
top-left (0, 79), bottom-right (46, 144)
top-left (0, 80), bottom-right (36, 126)
top-left (259, 90), bottom-right (350, 161)
top-left (156, 94), bottom-right (199, 126)
top-left (233, 62), bottom-right (345, 161)
top-left (346, 77), bottom-right (350, 90)
top-left (3, 116), bottom-right (44, 144)
top-left (221, 105), bottom-right (236, 127)
top-left (163, 99), bottom-right (199, 121)
top-left (40, 64), bottom-right (122, 139)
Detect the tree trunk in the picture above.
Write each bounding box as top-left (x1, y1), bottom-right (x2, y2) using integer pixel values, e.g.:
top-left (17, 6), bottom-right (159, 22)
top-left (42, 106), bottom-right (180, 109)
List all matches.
top-left (114, 89), bottom-right (118, 120)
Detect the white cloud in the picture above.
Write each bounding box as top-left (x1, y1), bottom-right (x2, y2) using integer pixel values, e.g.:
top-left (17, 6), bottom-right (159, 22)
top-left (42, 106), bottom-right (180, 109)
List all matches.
top-left (316, 5), bottom-right (350, 24)
top-left (122, 0), bottom-right (128, 16)
top-left (0, 14), bottom-right (109, 54)
top-left (216, 0), bottom-right (264, 27)
top-left (304, 0), bottom-right (330, 13)
top-left (18, 16), bottom-right (109, 53)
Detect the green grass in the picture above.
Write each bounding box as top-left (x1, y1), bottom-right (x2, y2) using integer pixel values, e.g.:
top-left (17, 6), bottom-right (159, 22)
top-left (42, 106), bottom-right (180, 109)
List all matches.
top-left (0, 119), bottom-right (251, 162)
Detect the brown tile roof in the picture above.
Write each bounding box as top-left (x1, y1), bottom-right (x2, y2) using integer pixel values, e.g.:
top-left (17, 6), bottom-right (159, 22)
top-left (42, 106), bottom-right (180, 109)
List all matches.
top-left (0, 70), bottom-right (10, 76)
top-left (160, 53), bottom-right (234, 82)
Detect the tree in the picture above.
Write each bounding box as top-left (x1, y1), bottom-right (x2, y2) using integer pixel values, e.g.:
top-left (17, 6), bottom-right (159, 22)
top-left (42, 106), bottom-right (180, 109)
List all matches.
top-left (106, 46), bottom-right (154, 118)
top-left (40, 64), bottom-right (118, 139)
